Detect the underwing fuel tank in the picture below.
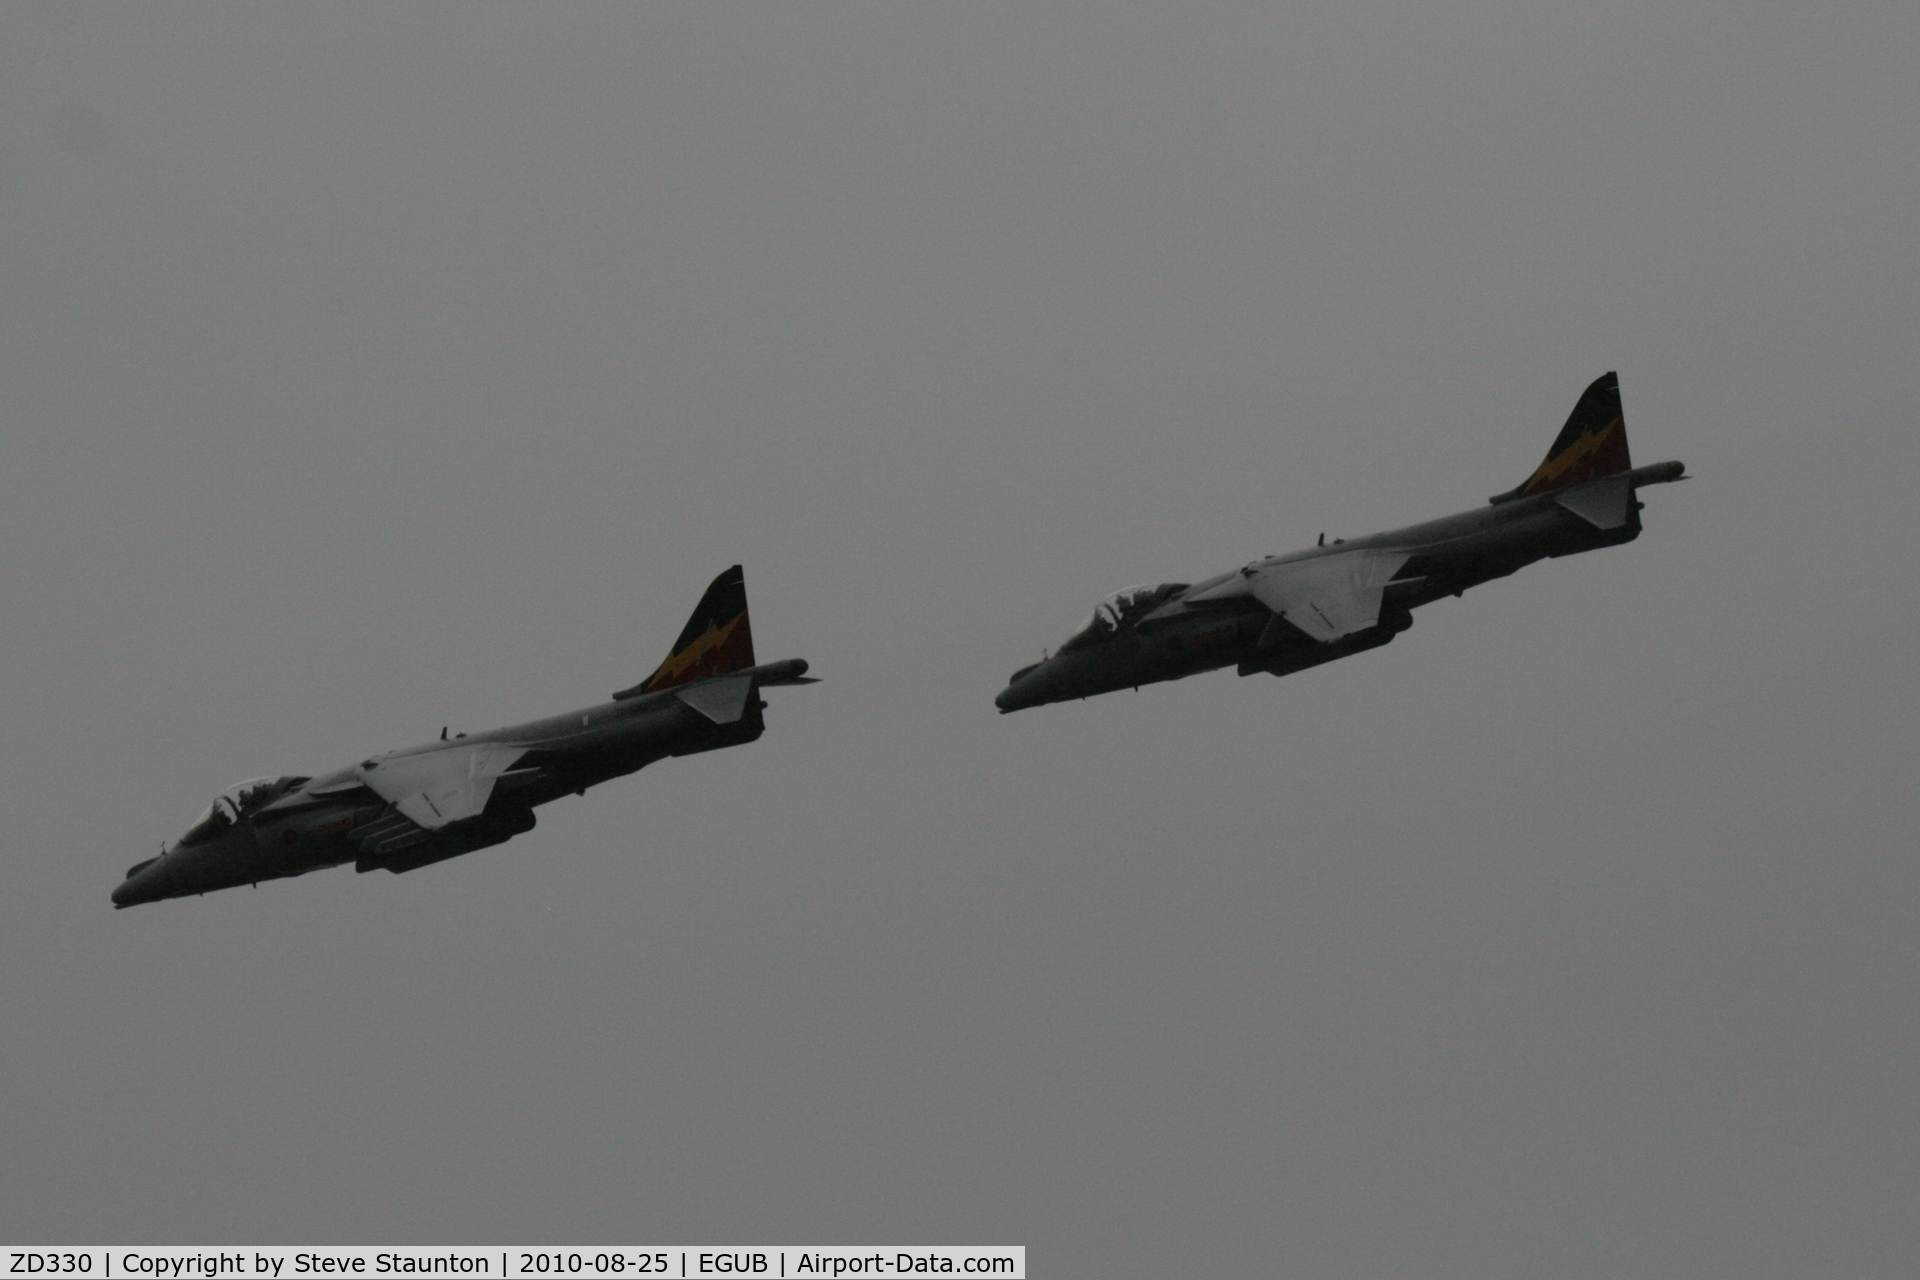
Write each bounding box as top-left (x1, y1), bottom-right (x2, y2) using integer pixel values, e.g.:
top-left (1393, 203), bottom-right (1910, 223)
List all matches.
top-left (355, 807), bottom-right (537, 875)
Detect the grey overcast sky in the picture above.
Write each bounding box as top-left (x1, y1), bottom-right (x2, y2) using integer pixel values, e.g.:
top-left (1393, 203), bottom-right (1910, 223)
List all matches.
top-left (3, 3), bottom-right (1916, 1274)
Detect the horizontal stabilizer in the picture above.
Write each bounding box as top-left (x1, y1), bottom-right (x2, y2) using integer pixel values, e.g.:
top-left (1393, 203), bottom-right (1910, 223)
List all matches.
top-left (674, 673), bottom-right (756, 724)
top-left (1554, 474), bottom-right (1633, 529)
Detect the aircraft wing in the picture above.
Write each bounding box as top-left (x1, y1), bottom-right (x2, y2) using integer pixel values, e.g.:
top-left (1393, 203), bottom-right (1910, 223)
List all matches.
top-left (1245, 549), bottom-right (1413, 643)
top-left (359, 743), bottom-right (529, 831)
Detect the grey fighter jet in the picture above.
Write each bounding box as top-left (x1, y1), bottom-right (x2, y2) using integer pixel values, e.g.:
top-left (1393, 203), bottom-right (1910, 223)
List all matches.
top-left (996, 373), bottom-right (1684, 713)
top-left (114, 567), bottom-right (815, 907)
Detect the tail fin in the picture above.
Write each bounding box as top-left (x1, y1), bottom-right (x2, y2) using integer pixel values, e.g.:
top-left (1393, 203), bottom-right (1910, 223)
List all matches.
top-left (1491, 372), bottom-right (1632, 504)
top-left (634, 565), bottom-right (757, 694)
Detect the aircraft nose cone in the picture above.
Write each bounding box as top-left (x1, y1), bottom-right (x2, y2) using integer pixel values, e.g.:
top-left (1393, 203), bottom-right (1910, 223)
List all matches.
top-left (995, 663), bottom-right (1047, 713)
top-left (112, 857), bottom-right (169, 909)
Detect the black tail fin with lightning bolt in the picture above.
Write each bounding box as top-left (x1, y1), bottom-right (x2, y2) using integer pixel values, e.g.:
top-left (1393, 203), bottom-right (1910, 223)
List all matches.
top-left (633, 565), bottom-right (757, 694)
top-left (1491, 372), bottom-right (1633, 504)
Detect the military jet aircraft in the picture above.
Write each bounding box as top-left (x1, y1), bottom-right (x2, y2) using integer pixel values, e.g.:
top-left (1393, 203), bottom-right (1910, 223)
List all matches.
top-left (996, 373), bottom-right (1684, 713)
top-left (114, 566), bottom-right (815, 907)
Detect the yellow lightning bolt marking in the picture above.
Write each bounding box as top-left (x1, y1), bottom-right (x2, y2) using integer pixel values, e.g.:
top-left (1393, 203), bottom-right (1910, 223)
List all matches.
top-left (651, 613), bottom-right (744, 683)
top-left (1522, 416), bottom-right (1620, 493)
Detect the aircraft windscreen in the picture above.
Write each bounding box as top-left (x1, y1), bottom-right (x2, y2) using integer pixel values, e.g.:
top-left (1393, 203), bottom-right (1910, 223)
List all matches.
top-left (177, 776), bottom-right (308, 846)
top-left (1059, 583), bottom-right (1188, 651)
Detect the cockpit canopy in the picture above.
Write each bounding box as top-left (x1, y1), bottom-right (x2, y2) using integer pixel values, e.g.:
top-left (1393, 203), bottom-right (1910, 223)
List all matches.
top-left (1059, 582), bottom-right (1188, 651)
top-left (178, 776), bottom-right (309, 847)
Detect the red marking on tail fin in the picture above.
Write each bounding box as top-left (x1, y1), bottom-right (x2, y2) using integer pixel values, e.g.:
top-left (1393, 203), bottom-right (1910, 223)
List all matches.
top-left (1495, 373), bottom-right (1633, 502)
top-left (1518, 414), bottom-right (1630, 496)
top-left (638, 566), bottom-right (757, 693)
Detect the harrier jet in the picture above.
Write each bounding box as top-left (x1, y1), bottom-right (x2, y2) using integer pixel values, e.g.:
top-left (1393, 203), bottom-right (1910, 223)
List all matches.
top-left (996, 373), bottom-right (1684, 713)
top-left (114, 567), bottom-right (815, 907)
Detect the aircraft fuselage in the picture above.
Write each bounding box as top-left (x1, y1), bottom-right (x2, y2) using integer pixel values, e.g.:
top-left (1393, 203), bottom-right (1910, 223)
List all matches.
top-left (995, 462), bottom-right (1682, 712)
top-left (113, 658), bottom-right (808, 907)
